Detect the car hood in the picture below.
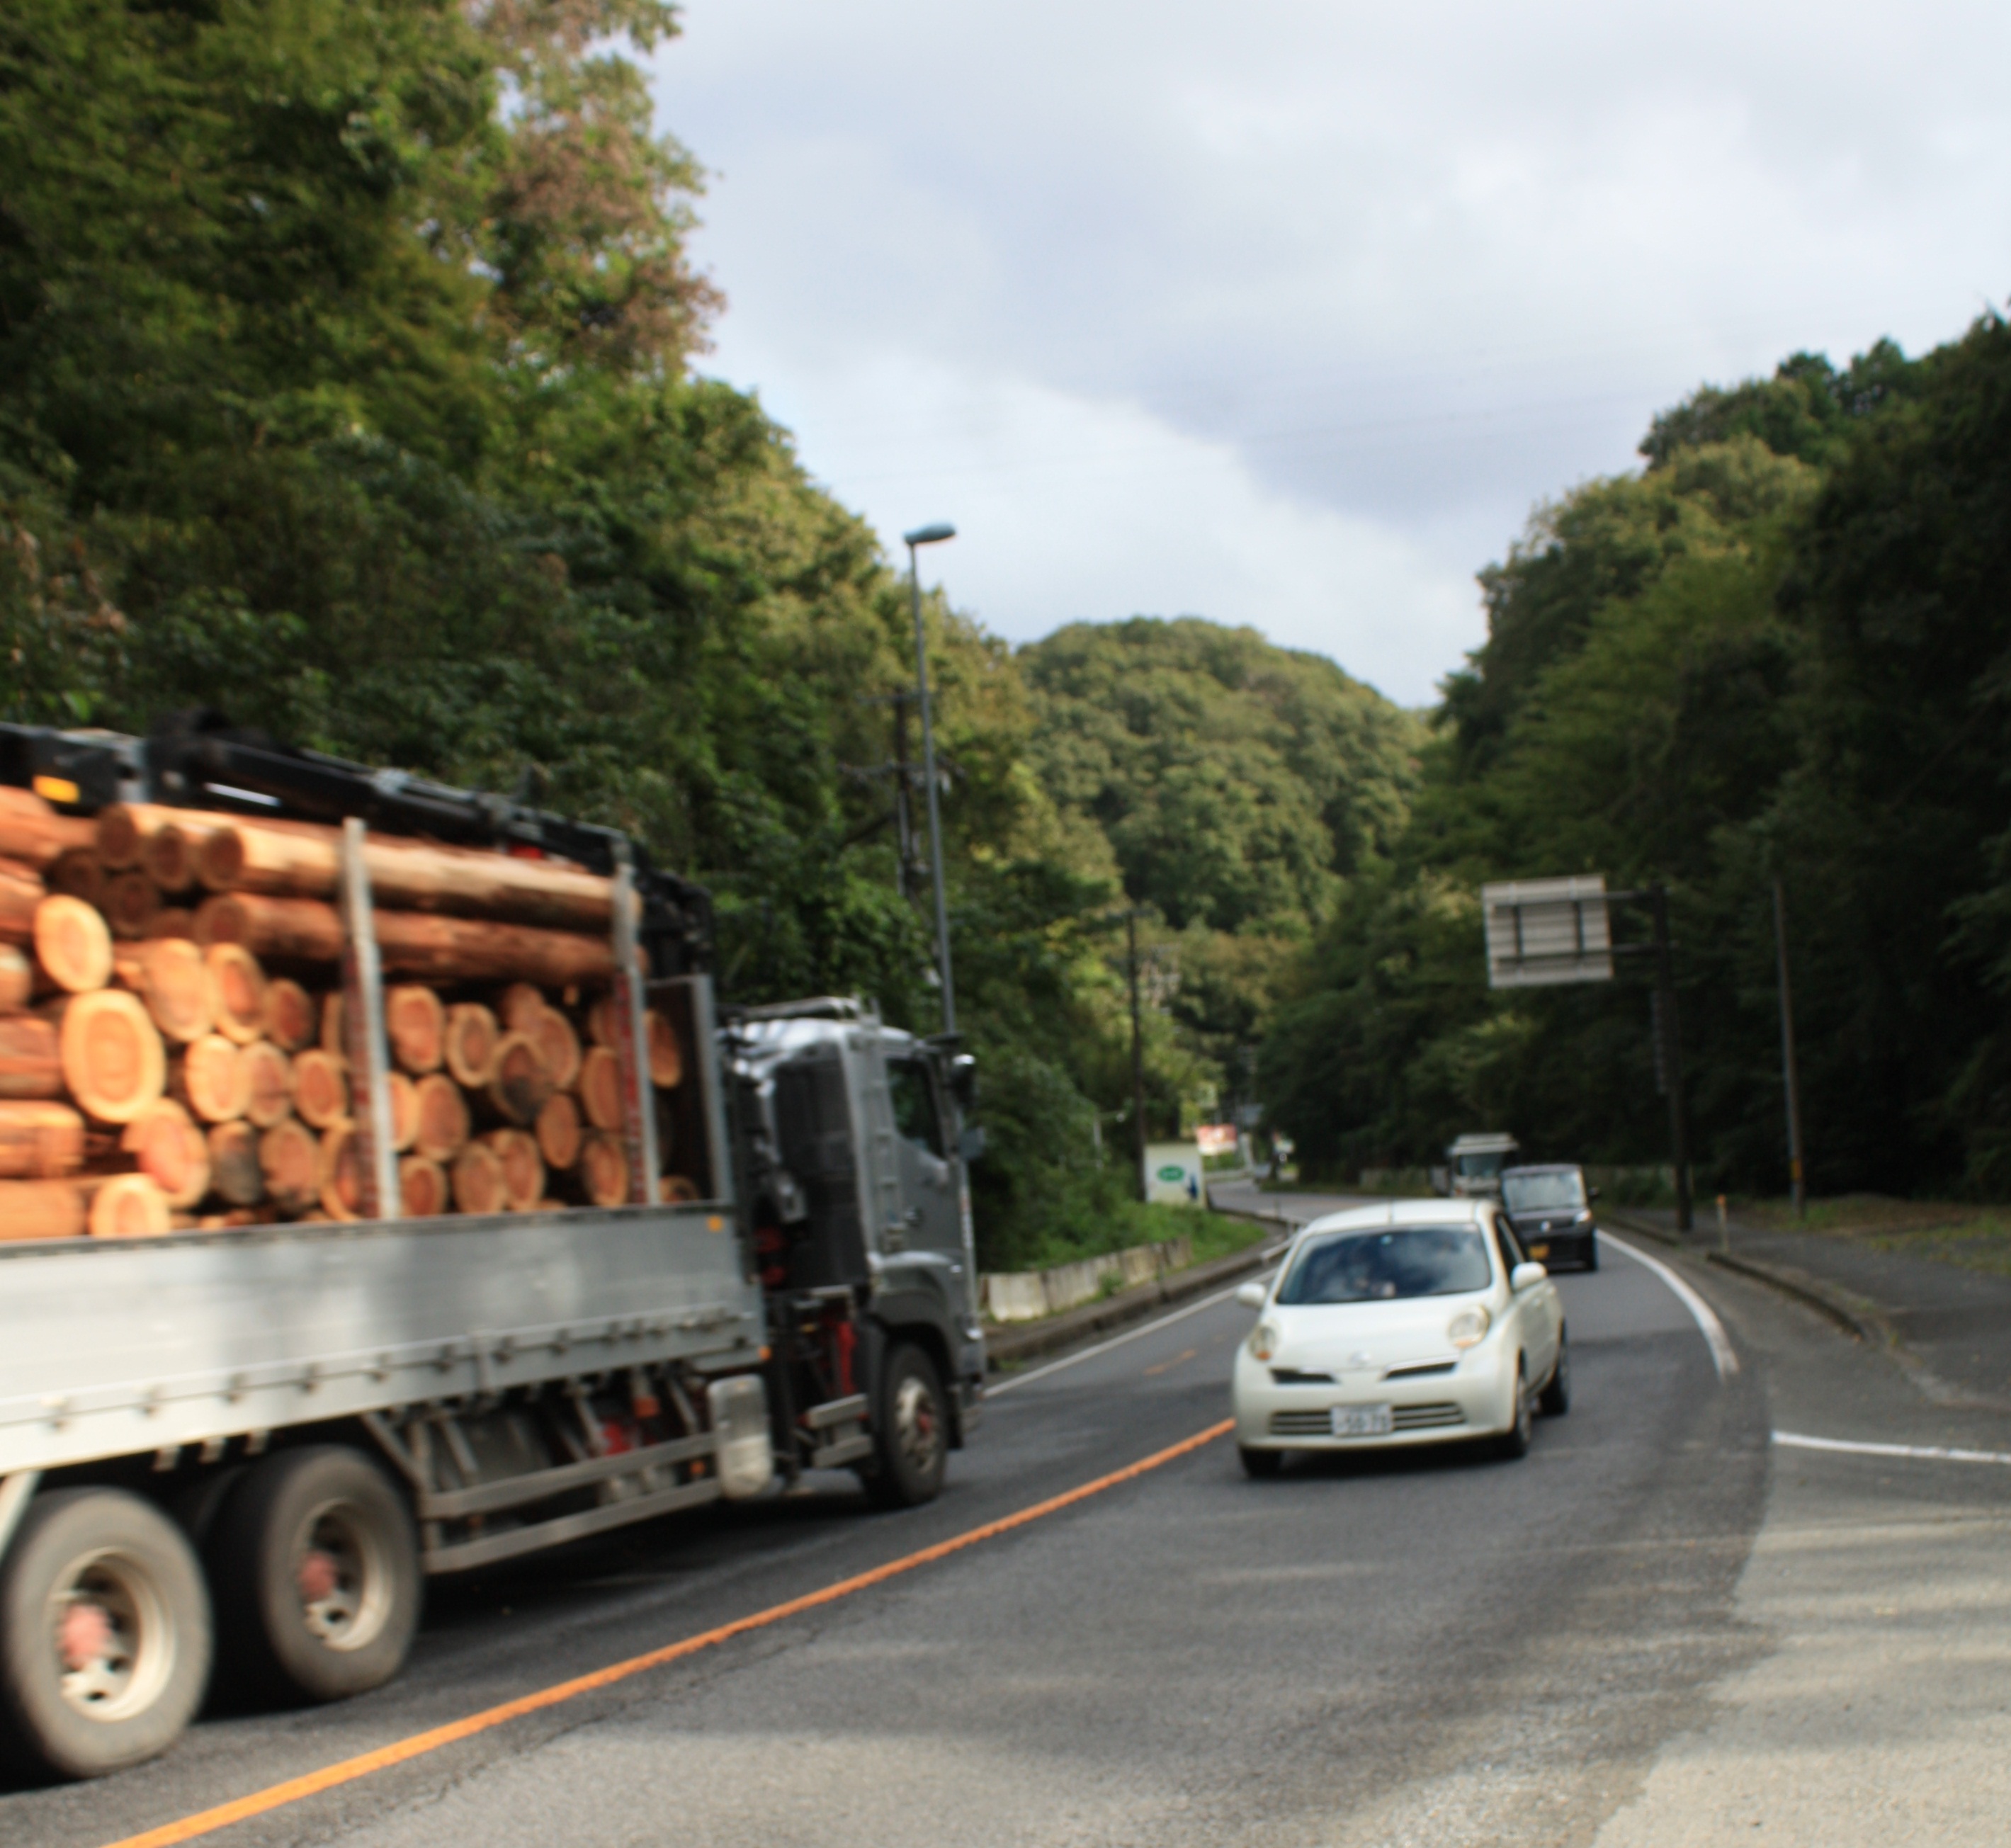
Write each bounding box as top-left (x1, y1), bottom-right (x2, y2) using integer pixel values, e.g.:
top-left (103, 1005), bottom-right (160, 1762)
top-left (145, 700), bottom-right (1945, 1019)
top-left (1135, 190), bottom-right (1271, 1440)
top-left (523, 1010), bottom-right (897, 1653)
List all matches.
top-left (1267, 1297), bottom-right (1492, 1372)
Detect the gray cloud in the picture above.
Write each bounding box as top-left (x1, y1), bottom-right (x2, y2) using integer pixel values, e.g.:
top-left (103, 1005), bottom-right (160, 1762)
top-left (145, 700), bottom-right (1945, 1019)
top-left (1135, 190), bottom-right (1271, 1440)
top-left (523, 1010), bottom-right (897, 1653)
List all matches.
top-left (652, 1), bottom-right (2011, 701)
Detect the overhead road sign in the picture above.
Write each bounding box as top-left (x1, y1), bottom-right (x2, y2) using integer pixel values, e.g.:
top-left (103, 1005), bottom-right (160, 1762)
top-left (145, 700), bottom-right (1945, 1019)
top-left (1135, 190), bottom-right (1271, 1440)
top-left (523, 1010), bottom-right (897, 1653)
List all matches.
top-left (1482, 875), bottom-right (1614, 988)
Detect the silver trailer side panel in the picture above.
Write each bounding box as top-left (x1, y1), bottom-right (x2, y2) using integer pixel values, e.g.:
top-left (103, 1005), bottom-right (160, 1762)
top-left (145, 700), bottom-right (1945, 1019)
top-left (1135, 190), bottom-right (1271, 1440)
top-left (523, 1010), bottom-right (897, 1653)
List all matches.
top-left (0, 1207), bottom-right (762, 1475)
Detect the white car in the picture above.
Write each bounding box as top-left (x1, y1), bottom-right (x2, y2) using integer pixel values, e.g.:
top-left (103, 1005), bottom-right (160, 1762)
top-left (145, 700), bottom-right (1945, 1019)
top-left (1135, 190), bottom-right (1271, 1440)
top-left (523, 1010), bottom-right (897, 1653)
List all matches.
top-left (1230, 1198), bottom-right (1568, 1476)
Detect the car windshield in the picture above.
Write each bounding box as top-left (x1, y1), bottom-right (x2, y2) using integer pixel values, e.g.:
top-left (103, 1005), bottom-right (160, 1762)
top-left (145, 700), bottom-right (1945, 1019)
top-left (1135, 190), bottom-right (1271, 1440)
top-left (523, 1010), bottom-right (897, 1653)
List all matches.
top-left (1276, 1228), bottom-right (1495, 1305)
top-left (1502, 1171), bottom-right (1585, 1213)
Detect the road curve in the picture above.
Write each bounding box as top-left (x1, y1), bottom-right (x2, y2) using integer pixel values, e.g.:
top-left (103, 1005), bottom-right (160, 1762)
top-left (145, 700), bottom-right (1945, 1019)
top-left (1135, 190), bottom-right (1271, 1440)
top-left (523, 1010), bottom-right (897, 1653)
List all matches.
top-left (6, 1233), bottom-right (1769, 1848)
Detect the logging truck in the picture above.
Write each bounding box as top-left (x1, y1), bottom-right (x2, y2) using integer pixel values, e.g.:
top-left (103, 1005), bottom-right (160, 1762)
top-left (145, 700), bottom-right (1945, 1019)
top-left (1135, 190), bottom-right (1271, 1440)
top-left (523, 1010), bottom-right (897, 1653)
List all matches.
top-left (0, 717), bottom-right (984, 1780)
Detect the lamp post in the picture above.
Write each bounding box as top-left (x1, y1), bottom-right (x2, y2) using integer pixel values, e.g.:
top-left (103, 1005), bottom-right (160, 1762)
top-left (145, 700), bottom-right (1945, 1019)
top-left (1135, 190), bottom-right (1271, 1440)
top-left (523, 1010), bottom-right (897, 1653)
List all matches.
top-left (903, 521), bottom-right (957, 1035)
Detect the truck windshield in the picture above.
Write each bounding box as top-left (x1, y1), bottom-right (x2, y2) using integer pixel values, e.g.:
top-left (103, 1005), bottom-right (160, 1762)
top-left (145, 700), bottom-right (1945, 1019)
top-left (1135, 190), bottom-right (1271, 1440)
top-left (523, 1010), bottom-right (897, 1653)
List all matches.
top-left (1456, 1152), bottom-right (1506, 1178)
top-left (887, 1060), bottom-right (944, 1157)
top-left (1276, 1228), bottom-right (1494, 1304)
top-left (1502, 1171), bottom-right (1586, 1212)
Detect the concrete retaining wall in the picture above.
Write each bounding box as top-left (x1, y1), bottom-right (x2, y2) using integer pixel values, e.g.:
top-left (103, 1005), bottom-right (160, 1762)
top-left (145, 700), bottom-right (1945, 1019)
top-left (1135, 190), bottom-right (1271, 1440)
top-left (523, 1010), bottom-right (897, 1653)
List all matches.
top-left (981, 1235), bottom-right (1194, 1323)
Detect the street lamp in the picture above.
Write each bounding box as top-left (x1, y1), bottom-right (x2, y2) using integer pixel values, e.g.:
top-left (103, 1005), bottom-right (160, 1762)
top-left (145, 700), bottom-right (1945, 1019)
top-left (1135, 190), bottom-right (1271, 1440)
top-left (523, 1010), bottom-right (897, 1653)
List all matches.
top-left (903, 521), bottom-right (957, 1034)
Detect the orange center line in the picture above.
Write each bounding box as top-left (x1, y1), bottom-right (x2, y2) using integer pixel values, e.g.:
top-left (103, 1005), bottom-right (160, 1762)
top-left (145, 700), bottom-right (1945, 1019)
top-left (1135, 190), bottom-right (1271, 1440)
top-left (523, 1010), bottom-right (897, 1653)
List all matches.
top-left (101, 1418), bottom-right (1236, 1848)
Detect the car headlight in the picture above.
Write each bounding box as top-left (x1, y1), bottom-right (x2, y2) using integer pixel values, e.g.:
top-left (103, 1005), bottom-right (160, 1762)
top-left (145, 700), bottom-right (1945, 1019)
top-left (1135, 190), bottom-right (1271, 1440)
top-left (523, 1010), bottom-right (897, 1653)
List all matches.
top-left (1446, 1305), bottom-right (1491, 1349)
top-left (1250, 1322), bottom-right (1282, 1362)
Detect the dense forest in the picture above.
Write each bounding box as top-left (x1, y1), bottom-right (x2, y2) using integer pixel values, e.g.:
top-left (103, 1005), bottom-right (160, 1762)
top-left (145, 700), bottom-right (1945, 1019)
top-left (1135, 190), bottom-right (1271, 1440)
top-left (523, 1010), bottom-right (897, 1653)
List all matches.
top-left (4, 2), bottom-right (2005, 1259)
top-left (1261, 333), bottom-right (2011, 1201)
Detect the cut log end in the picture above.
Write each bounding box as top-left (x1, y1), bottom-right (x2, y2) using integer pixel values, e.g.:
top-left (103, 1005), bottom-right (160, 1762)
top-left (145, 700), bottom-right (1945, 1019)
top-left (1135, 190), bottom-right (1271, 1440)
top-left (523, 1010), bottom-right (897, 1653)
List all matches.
top-left (123, 1100), bottom-right (210, 1208)
top-left (645, 1010), bottom-right (683, 1089)
top-left (35, 895), bottom-right (113, 994)
top-left (60, 990), bottom-right (168, 1123)
top-left (205, 943), bottom-right (267, 1045)
top-left (262, 977), bottom-right (315, 1052)
top-left (134, 938), bottom-right (213, 1043)
top-left (0, 944), bottom-right (32, 1014)
top-left (208, 1120), bottom-right (265, 1207)
top-left (292, 1048), bottom-right (350, 1130)
top-left (104, 871), bottom-right (162, 941)
top-left (90, 1174), bottom-right (171, 1240)
top-left (535, 1089), bottom-right (582, 1172)
top-left (398, 1153), bottom-right (448, 1218)
top-left (386, 984), bottom-right (446, 1075)
top-left (578, 1044), bottom-right (623, 1133)
top-left (482, 1128), bottom-right (545, 1212)
top-left (485, 1032), bottom-right (553, 1127)
top-left (412, 1072), bottom-right (470, 1163)
top-left (317, 1122), bottom-right (366, 1221)
top-left (242, 1040), bottom-right (294, 1128)
top-left (531, 1006), bottom-right (582, 1092)
top-left (451, 1140), bottom-right (505, 1216)
top-left (176, 1033), bottom-right (249, 1124)
top-left (259, 1119), bottom-right (319, 1217)
top-left (498, 982), bottom-right (545, 1035)
top-left (579, 1130), bottom-right (629, 1208)
top-left (443, 1002), bottom-right (499, 1087)
top-left (387, 1070), bottom-right (419, 1152)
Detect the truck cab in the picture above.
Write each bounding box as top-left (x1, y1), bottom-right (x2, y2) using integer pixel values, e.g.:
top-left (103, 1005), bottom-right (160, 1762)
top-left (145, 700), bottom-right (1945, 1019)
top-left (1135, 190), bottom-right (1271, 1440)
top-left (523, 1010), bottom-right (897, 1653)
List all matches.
top-left (1439, 1131), bottom-right (1521, 1199)
top-left (729, 1000), bottom-right (985, 1497)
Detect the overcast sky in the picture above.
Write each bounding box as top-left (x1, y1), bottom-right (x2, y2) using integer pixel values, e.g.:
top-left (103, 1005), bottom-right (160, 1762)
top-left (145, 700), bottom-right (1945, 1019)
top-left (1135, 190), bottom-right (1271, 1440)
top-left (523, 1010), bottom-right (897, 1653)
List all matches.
top-left (650, 3), bottom-right (2011, 705)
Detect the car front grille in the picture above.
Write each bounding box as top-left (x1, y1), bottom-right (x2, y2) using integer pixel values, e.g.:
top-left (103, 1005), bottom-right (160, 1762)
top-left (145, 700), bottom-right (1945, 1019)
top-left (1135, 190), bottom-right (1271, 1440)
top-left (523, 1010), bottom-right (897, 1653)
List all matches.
top-left (1390, 1403), bottom-right (1464, 1430)
top-left (1267, 1403), bottom-right (1467, 1437)
top-left (1269, 1410), bottom-right (1334, 1436)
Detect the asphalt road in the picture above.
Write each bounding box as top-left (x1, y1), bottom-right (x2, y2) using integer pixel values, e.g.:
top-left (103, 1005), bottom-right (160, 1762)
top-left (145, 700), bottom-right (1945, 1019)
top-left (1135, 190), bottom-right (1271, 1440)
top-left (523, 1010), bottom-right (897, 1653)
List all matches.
top-left (6, 1218), bottom-right (1784, 1848)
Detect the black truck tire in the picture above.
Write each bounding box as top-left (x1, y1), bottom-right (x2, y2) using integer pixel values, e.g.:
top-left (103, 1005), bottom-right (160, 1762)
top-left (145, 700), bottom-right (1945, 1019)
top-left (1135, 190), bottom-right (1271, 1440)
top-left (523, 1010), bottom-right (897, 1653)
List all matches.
top-left (206, 1446), bottom-right (420, 1704)
top-left (0, 1487), bottom-right (213, 1780)
top-left (864, 1343), bottom-right (949, 1509)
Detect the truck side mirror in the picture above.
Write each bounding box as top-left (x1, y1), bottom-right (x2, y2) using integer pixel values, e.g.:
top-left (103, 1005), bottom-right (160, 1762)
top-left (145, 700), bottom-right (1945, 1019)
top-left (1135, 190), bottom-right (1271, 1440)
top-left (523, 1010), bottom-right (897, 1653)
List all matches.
top-left (958, 1125), bottom-right (987, 1164)
top-left (1587, 1185), bottom-right (1602, 1201)
top-left (950, 1053), bottom-right (977, 1110)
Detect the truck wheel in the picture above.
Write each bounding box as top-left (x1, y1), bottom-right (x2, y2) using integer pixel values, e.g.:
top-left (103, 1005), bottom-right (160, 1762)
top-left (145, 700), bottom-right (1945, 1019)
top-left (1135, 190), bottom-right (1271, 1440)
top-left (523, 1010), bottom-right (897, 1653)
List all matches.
top-left (206, 1446), bottom-right (419, 1704)
top-left (864, 1344), bottom-right (948, 1509)
top-left (0, 1487), bottom-right (213, 1779)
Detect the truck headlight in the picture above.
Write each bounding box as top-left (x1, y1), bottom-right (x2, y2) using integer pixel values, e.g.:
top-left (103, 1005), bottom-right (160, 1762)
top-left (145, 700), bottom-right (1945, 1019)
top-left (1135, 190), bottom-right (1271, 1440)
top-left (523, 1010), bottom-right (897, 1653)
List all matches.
top-left (1250, 1322), bottom-right (1282, 1362)
top-left (1446, 1305), bottom-right (1491, 1349)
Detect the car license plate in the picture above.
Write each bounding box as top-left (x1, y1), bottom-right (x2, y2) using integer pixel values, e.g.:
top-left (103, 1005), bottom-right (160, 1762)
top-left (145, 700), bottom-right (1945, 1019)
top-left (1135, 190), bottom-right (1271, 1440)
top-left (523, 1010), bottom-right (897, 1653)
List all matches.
top-left (1332, 1404), bottom-right (1393, 1437)
top-left (1529, 1242), bottom-right (1551, 1258)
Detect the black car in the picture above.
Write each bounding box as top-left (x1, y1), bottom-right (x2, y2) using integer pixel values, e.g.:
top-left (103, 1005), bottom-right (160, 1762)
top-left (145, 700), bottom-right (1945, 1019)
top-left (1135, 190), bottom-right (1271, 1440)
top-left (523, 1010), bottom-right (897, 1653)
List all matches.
top-left (1500, 1164), bottom-right (1599, 1271)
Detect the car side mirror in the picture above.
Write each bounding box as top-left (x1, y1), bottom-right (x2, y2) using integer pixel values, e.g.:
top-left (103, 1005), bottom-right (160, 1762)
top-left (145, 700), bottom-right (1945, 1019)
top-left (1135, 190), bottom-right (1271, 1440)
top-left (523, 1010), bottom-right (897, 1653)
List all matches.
top-left (1235, 1281), bottom-right (1267, 1310)
top-left (1510, 1261), bottom-right (1548, 1291)
top-left (1587, 1185), bottom-right (1602, 1201)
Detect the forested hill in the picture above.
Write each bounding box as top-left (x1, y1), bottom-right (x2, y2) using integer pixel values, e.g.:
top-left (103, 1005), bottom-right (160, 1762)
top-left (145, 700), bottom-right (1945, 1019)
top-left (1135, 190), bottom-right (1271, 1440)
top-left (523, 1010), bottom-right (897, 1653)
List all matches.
top-left (1021, 619), bottom-right (1420, 937)
top-left (1259, 325), bottom-right (2011, 1201)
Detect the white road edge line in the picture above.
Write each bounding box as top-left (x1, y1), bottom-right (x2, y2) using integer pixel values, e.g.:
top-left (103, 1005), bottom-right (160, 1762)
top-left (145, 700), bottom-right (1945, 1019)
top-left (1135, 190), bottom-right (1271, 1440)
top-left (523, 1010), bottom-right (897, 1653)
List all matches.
top-left (1599, 1230), bottom-right (1740, 1380)
top-left (1774, 1429), bottom-right (2011, 1468)
top-left (986, 1242), bottom-right (1293, 1397)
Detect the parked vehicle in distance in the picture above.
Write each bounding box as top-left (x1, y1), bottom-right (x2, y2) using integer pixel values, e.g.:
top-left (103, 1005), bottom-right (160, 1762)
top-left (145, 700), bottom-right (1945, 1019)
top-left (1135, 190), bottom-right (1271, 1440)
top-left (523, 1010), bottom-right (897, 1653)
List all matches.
top-left (1500, 1163), bottom-right (1600, 1271)
top-left (1230, 1199), bottom-right (1566, 1475)
top-left (1434, 1131), bottom-right (1520, 1198)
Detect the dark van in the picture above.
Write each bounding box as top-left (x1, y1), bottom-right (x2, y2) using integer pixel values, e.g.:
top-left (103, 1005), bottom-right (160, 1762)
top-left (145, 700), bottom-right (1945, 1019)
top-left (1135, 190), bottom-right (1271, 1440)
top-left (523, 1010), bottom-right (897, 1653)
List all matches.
top-left (1500, 1164), bottom-right (1599, 1271)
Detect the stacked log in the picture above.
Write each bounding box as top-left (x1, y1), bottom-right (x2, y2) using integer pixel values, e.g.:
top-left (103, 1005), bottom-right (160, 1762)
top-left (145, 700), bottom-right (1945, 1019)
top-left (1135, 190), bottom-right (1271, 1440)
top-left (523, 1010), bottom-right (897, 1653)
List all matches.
top-left (0, 786), bottom-right (697, 1242)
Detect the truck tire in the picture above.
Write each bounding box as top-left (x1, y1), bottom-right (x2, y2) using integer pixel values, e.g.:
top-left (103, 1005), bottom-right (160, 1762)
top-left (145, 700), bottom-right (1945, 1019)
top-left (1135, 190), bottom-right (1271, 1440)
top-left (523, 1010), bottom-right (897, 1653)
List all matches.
top-left (0, 1487), bottom-right (213, 1780)
top-left (206, 1446), bottom-right (419, 1704)
top-left (863, 1344), bottom-right (948, 1509)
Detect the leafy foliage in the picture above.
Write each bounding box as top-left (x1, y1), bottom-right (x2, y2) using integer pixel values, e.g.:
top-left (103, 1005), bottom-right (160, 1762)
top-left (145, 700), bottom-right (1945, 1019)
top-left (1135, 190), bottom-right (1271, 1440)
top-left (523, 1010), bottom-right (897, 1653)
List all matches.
top-left (1263, 324), bottom-right (2011, 1203)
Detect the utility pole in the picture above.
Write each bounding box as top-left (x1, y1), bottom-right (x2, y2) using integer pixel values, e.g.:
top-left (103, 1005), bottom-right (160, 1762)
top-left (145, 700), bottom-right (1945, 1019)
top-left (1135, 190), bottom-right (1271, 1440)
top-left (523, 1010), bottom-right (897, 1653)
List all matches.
top-left (1648, 885), bottom-right (1694, 1232)
top-left (1772, 875), bottom-right (1807, 1218)
top-left (1128, 909), bottom-right (1147, 1202)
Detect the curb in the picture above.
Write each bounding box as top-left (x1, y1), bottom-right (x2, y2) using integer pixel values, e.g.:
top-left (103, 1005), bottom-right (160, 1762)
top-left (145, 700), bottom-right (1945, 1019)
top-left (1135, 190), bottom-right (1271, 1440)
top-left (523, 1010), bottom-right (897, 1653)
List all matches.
top-left (984, 1211), bottom-right (1294, 1371)
top-left (1602, 1209), bottom-right (1887, 1348)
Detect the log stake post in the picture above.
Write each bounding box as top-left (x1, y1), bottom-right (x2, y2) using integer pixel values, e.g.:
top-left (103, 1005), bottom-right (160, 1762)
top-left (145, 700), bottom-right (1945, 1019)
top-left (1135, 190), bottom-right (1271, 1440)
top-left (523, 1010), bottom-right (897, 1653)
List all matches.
top-left (339, 818), bottom-right (402, 1220)
top-left (610, 858), bottom-right (660, 1206)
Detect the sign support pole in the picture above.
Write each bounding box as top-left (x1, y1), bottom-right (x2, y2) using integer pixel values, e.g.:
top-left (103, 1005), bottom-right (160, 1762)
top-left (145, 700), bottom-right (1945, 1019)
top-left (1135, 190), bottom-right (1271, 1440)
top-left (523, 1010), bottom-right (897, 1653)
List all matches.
top-left (1772, 875), bottom-right (1807, 1218)
top-left (1648, 885), bottom-right (1693, 1232)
